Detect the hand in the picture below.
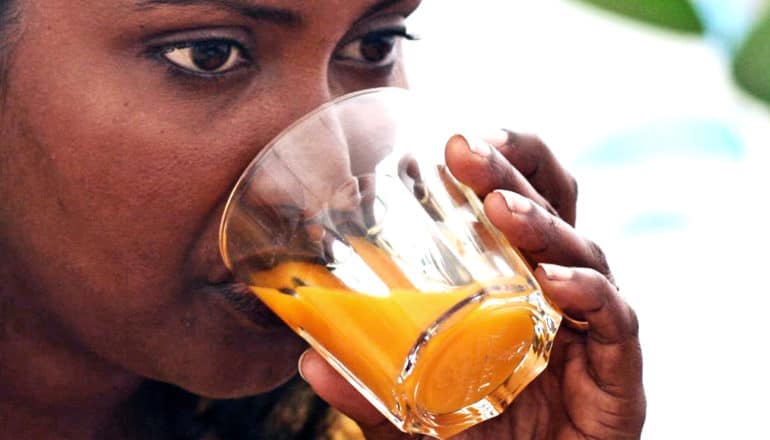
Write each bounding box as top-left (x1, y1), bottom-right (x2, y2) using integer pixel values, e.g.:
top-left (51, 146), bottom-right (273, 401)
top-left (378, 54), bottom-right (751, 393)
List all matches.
top-left (299, 131), bottom-right (646, 439)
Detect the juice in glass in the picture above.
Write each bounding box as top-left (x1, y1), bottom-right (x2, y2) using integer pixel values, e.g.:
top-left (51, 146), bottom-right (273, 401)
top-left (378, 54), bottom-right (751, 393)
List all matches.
top-left (246, 237), bottom-right (559, 439)
top-left (219, 88), bottom-right (564, 438)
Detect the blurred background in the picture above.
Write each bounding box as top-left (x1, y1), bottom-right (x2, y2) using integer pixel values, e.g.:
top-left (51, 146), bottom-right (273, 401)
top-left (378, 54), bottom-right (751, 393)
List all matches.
top-left (405, 1), bottom-right (770, 438)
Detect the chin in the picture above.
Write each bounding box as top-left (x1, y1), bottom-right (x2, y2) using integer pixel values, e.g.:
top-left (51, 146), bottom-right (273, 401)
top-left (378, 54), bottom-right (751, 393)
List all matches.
top-left (171, 329), bottom-right (308, 400)
top-left (125, 280), bottom-right (311, 399)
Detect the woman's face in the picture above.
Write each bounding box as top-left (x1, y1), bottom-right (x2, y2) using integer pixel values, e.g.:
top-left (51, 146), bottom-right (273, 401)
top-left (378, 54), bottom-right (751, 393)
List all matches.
top-left (0, 0), bottom-right (420, 397)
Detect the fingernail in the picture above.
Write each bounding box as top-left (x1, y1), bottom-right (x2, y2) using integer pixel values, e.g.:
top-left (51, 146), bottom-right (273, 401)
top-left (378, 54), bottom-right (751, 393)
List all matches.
top-left (539, 263), bottom-right (574, 281)
top-left (483, 129), bottom-right (511, 147)
top-left (461, 134), bottom-right (492, 157)
top-left (297, 349), bottom-right (310, 382)
top-left (495, 190), bottom-right (532, 214)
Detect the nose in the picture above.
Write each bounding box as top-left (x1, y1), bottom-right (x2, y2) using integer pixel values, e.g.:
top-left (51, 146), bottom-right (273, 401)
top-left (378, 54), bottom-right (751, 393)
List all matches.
top-left (282, 84), bottom-right (334, 129)
top-left (227, 64), bottom-right (338, 183)
top-left (277, 62), bottom-right (349, 132)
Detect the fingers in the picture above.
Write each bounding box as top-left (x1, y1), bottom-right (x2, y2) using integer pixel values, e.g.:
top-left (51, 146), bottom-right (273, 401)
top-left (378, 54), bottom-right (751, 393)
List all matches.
top-left (534, 264), bottom-right (646, 434)
top-left (483, 190), bottom-right (612, 279)
top-left (534, 264), bottom-right (642, 388)
top-left (445, 134), bottom-right (558, 219)
top-left (445, 132), bottom-right (578, 226)
top-left (298, 349), bottom-right (409, 440)
top-left (536, 264), bottom-right (637, 343)
top-left (492, 131), bottom-right (578, 225)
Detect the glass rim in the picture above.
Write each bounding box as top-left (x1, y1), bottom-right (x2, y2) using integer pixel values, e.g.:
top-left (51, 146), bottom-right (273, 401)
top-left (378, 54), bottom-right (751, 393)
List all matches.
top-left (218, 86), bottom-right (410, 270)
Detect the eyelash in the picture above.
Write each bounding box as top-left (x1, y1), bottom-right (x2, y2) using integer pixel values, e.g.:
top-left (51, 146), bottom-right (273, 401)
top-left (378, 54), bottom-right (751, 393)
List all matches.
top-left (150, 38), bottom-right (253, 81)
top-left (151, 27), bottom-right (418, 82)
top-left (334, 28), bottom-right (418, 69)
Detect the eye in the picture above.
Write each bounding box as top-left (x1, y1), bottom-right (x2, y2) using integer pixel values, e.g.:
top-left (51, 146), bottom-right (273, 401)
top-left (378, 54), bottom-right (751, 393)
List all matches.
top-left (335, 28), bottom-right (416, 67)
top-left (162, 40), bottom-right (249, 75)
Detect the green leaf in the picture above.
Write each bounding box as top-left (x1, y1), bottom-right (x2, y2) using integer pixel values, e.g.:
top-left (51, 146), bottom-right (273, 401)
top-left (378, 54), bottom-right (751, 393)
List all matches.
top-left (573, 0), bottom-right (704, 34)
top-left (733, 13), bottom-right (770, 106)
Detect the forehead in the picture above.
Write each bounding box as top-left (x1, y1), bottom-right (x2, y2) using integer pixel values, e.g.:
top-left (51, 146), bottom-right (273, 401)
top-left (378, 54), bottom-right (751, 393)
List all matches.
top-left (11, 0), bottom-right (417, 56)
top-left (21, 0), bottom-right (416, 36)
top-left (108, 0), bottom-right (406, 19)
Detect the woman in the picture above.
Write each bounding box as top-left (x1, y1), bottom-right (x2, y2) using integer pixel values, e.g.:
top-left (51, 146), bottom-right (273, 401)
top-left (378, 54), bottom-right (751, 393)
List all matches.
top-left (0, 0), bottom-right (645, 438)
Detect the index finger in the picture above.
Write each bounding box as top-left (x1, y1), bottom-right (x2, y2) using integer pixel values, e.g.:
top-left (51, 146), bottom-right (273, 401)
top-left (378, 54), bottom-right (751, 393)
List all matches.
top-left (487, 130), bottom-right (578, 226)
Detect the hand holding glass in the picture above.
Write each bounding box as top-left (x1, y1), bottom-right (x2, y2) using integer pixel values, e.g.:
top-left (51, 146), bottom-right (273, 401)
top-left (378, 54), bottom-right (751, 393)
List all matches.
top-left (219, 88), bottom-right (563, 439)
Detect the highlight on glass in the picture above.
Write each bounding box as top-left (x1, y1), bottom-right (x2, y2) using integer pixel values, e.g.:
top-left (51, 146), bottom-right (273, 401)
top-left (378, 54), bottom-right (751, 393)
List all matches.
top-left (219, 87), bottom-right (563, 439)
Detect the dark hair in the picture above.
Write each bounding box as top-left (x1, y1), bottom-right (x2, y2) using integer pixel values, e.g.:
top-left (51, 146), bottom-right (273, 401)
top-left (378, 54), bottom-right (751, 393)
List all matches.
top-left (0, 0), bottom-right (19, 99)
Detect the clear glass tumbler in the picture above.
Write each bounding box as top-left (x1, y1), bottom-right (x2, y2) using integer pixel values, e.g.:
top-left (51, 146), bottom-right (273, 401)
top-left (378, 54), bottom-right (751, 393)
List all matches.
top-left (219, 87), bottom-right (562, 438)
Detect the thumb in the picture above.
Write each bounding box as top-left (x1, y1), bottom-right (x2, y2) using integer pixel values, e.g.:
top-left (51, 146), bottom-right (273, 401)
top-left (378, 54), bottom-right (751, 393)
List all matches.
top-left (298, 349), bottom-right (411, 440)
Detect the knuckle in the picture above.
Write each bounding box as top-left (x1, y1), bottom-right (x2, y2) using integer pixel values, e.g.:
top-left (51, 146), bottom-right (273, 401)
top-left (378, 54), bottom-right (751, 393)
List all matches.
top-left (549, 173), bottom-right (577, 221)
top-left (536, 211), bottom-right (559, 245)
top-left (587, 239), bottom-right (612, 276)
top-left (522, 134), bottom-right (551, 166)
top-left (546, 212), bottom-right (559, 232)
top-left (568, 174), bottom-right (579, 203)
top-left (579, 267), bottom-right (612, 293)
top-left (626, 306), bottom-right (640, 337)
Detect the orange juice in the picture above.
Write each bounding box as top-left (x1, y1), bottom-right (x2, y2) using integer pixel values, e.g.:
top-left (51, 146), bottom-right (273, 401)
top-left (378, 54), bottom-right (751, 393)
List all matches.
top-left (217, 88), bottom-right (565, 438)
top-left (248, 256), bottom-right (559, 438)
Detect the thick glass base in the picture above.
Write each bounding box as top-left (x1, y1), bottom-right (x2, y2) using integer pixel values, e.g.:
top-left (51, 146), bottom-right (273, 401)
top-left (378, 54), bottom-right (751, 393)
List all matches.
top-left (301, 283), bottom-right (561, 439)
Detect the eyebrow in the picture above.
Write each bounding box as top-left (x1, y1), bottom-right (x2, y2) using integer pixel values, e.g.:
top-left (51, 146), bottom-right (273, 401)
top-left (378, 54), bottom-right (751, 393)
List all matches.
top-left (135, 0), bottom-right (303, 27)
top-left (361, 0), bottom-right (406, 18)
top-left (136, 0), bottom-right (408, 27)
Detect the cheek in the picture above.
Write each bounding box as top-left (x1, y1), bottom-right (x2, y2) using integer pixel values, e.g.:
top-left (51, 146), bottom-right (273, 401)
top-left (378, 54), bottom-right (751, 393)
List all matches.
top-left (328, 58), bottom-right (409, 95)
top-left (1, 55), bottom-right (255, 316)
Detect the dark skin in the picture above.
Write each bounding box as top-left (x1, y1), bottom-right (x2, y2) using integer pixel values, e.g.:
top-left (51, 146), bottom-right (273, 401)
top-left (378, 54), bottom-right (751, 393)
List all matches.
top-left (0, 0), bottom-right (644, 438)
top-left (302, 133), bottom-right (645, 439)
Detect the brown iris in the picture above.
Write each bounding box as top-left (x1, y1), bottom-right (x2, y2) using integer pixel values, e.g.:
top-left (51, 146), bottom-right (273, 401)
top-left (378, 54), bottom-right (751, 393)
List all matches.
top-left (191, 41), bottom-right (232, 71)
top-left (359, 35), bottom-right (396, 63)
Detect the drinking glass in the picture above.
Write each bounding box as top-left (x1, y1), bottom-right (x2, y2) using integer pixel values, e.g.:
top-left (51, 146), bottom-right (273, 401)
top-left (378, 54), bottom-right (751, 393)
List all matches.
top-left (219, 87), bottom-right (563, 439)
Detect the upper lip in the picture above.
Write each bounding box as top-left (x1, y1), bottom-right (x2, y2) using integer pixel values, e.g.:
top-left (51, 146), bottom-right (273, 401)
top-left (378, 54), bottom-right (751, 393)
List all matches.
top-left (203, 280), bottom-right (287, 330)
top-left (204, 254), bottom-right (286, 329)
top-left (207, 261), bottom-right (234, 285)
